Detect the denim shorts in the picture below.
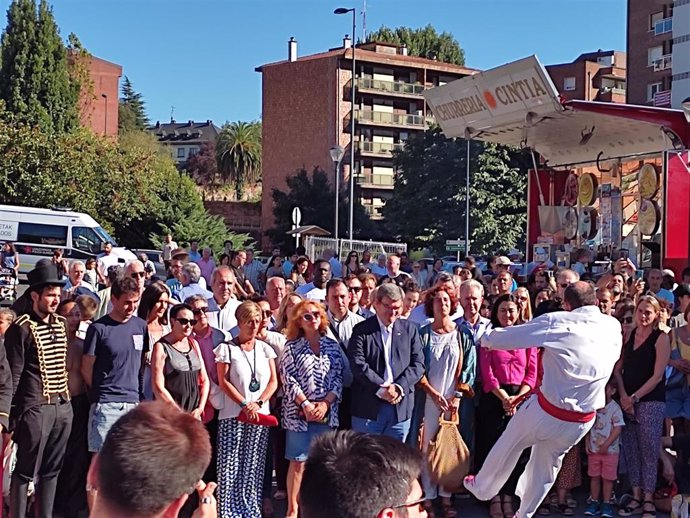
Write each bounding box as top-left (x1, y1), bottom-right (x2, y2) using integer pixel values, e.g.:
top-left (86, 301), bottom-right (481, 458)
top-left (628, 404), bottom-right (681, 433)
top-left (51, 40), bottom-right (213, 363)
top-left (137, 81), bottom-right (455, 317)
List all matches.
top-left (285, 423), bottom-right (332, 462)
top-left (88, 401), bottom-right (138, 452)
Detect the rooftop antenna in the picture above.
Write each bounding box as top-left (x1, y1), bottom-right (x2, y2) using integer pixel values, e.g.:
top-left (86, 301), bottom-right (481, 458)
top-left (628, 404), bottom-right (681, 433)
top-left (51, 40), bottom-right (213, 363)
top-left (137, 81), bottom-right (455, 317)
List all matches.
top-left (362, 0), bottom-right (367, 41)
top-left (170, 105), bottom-right (175, 123)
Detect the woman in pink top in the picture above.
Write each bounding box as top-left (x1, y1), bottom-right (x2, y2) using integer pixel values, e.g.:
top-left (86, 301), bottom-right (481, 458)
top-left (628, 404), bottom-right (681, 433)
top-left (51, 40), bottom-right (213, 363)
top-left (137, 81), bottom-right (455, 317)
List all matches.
top-left (476, 293), bottom-right (538, 518)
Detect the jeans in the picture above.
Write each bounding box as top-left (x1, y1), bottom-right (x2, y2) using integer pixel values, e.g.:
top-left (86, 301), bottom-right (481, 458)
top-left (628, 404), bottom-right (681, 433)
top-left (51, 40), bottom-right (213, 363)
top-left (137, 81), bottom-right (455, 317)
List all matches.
top-left (351, 403), bottom-right (411, 442)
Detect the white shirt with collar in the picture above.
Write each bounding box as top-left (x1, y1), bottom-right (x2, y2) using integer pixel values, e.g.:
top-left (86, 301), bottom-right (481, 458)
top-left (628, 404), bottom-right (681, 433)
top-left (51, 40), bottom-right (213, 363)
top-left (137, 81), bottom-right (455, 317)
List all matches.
top-left (207, 296), bottom-right (242, 333)
top-left (481, 305), bottom-right (622, 413)
top-left (455, 315), bottom-right (491, 344)
top-left (326, 310), bottom-right (364, 388)
top-left (377, 316), bottom-right (395, 385)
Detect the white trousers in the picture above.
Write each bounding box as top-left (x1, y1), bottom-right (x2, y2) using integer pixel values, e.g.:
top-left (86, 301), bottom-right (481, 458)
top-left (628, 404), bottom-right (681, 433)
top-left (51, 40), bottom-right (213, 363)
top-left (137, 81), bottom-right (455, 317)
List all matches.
top-left (468, 396), bottom-right (592, 518)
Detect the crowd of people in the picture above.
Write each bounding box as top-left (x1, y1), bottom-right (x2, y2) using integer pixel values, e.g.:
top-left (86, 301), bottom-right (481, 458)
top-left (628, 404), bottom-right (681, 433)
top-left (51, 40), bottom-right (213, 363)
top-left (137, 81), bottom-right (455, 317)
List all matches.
top-left (1, 235), bottom-right (690, 518)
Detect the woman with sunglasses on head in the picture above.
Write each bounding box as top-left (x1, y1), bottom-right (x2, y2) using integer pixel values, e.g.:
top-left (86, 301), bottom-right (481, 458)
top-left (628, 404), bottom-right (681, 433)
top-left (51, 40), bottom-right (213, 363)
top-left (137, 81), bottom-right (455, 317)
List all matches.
top-left (344, 251), bottom-right (360, 276)
top-left (476, 293), bottom-right (537, 518)
top-left (614, 299), bottom-right (636, 344)
top-left (138, 281), bottom-right (172, 400)
top-left (514, 287), bottom-right (533, 322)
top-left (614, 295), bottom-right (671, 518)
top-left (215, 301), bottom-right (279, 518)
top-left (279, 300), bottom-right (343, 518)
top-left (151, 303), bottom-right (209, 418)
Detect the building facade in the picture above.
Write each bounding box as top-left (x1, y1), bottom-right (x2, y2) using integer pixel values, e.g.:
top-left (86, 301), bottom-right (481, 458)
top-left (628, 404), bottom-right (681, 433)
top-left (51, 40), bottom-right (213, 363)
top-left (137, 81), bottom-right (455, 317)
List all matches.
top-left (545, 50), bottom-right (627, 103)
top-left (626, 0), bottom-right (675, 107)
top-left (256, 38), bottom-right (477, 247)
top-left (147, 120), bottom-right (221, 167)
top-left (76, 55), bottom-right (122, 137)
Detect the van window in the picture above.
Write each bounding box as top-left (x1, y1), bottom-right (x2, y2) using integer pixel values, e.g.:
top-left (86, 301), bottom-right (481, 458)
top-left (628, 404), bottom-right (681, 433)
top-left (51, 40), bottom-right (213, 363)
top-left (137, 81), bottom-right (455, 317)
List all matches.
top-left (17, 222), bottom-right (67, 246)
top-left (72, 226), bottom-right (104, 254)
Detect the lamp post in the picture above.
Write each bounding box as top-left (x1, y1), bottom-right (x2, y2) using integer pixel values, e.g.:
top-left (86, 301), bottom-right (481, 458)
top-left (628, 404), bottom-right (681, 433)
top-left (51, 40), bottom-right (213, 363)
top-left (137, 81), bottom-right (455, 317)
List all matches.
top-left (465, 139), bottom-right (470, 256)
top-left (335, 7), bottom-right (356, 247)
top-left (101, 93), bottom-right (108, 135)
top-left (330, 145), bottom-right (345, 243)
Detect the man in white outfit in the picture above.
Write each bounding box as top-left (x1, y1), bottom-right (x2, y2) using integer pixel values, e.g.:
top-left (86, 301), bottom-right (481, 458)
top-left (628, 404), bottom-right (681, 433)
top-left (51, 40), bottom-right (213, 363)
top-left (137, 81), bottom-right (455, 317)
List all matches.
top-left (464, 282), bottom-right (622, 518)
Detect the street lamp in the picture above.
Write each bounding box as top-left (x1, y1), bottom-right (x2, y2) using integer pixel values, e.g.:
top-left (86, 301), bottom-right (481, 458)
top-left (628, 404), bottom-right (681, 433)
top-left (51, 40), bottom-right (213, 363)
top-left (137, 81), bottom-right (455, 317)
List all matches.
top-left (334, 7), bottom-right (356, 246)
top-left (330, 145), bottom-right (345, 242)
top-left (101, 93), bottom-right (108, 135)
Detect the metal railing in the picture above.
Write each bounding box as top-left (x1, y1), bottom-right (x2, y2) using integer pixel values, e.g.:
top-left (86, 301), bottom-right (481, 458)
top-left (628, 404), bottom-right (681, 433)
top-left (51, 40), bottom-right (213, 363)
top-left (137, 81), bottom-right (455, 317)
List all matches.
top-left (654, 17), bottom-right (672, 35)
top-left (358, 173), bottom-right (395, 187)
top-left (356, 110), bottom-right (426, 127)
top-left (356, 77), bottom-right (425, 96)
top-left (357, 141), bottom-right (405, 155)
top-left (304, 236), bottom-right (406, 262)
top-left (653, 55), bottom-right (672, 71)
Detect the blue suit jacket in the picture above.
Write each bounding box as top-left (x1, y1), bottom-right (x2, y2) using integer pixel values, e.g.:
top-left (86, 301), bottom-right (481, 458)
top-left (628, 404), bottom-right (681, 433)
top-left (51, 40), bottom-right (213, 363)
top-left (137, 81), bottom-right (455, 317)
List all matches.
top-left (347, 316), bottom-right (425, 422)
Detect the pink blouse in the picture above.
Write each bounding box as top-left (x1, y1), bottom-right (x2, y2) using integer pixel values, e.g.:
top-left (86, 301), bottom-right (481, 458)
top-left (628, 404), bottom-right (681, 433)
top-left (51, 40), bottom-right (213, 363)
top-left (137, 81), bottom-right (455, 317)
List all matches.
top-left (480, 346), bottom-right (538, 393)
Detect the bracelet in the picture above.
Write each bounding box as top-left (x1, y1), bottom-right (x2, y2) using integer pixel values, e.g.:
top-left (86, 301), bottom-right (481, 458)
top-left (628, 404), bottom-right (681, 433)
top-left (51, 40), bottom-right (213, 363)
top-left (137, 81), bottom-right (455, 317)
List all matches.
top-left (300, 400), bottom-right (312, 409)
top-left (454, 391), bottom-right (464, 399)
top-left (240, 400), bottom-right (249, 408)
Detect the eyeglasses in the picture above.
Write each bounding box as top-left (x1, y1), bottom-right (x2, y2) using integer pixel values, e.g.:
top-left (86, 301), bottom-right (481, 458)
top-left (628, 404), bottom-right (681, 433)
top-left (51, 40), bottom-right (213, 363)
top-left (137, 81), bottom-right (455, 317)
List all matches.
top-left (619, 316), bottom-right (634, 324)
top-left (302, 312), bottom-right (321, 322)
top-left (175, 318), bottom-right (198, 326)
top-left (191, 307), bottom-right (209, 315)
top-left (389, 495), bottom-right (427, 512)
top-left (130, 272), bottom-right (146, 279)
top-left (515, 296), bottom-right (529, 302)
top-left (348, 286), bottom-right (362, 293)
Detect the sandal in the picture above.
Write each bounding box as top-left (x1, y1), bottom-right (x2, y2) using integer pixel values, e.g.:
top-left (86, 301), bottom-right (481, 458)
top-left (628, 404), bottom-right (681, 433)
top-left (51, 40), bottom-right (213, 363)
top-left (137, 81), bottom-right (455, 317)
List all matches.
top-left (423, 499), bottom-right (436, 518)
top-left (502, 495), bottom-right (515, 518)
top-left (442, 498), bottom-right (458, 518)
top-left (558, 504), bottom-right (574, 516)
top-left (641, 500), bottom-right (656, 518)
top-left (619, 498), bottom-right (643, 516)
top-left (490, 496), bottom-right (504, 518)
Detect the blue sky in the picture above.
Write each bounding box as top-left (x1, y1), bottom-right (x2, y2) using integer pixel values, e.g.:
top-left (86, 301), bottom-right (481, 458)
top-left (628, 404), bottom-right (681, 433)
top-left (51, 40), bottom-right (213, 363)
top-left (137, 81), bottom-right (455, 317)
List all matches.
top-left (0, 0), bottom-right (626, 126)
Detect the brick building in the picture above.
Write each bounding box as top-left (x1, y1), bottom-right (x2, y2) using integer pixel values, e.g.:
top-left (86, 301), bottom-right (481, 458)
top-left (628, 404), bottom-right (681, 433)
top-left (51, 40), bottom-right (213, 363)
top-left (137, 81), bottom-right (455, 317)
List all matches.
top-left (626, 0), bottom-right (675, 107)
top-left (255, 37), bottom-right (477, 248)
top-left (545, 50), bottom-right (627, 103)
top-left (77, 55), bottom-right (122, 137)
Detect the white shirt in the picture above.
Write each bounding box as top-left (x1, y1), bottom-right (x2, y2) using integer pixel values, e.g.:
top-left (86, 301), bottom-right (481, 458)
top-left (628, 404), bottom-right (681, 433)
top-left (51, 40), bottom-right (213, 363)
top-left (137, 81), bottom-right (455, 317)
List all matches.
top-left (295, 282), bottom-right (327, 302)
top-left (326, 310), bottom-right (365, 388)
top-left (97, 253), bottom-right (119, 275)
top-left (162, 241), bottom-right (177, 261)
top-left (377, 317), bottom-right (394, 385)
top-left (481, 305), bottom-right (622, 413)
top-left (207, 297), bottom-right (242, 333)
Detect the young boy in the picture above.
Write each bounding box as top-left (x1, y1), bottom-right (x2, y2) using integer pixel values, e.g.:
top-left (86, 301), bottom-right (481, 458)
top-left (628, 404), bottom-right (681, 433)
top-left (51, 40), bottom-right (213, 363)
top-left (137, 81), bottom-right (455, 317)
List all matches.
top-left (585, 380), bottom-right (625, 518)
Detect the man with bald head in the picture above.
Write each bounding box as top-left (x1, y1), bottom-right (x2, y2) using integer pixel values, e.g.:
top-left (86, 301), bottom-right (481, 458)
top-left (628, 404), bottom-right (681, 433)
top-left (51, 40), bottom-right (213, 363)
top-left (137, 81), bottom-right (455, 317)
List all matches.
top-left (265, 276), bottom-right (286, 329)
top-left (465, 282), bottom-right (622, 518)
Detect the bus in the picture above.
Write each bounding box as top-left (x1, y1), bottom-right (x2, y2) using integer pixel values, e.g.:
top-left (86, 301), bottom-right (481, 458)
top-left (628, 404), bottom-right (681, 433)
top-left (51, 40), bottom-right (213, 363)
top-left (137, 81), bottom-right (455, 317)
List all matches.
top-left (0, 204), bottom-right (137, 275)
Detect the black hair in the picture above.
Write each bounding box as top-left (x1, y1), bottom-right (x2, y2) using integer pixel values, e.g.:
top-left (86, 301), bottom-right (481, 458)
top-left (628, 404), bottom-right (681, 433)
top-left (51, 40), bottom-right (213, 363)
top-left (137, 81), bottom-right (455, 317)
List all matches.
top-left (533, 299), bottom-right (564, 318)
top-left (169, 303), bottom-right (193, 321)
top-left (137, 281), bottom-right (170, 324)
top-left (489, 293), bottom-right (520, 328)
top-left (111, 275), bottom-right (139, 299)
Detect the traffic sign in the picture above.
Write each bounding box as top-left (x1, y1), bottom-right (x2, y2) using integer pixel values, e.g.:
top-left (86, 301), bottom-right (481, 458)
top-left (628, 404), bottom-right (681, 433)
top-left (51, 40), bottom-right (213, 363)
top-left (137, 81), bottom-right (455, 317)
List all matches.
top-left (292, 207), bottom-right (302, 226)
top-left (446, 239), bottom-right (468, 252)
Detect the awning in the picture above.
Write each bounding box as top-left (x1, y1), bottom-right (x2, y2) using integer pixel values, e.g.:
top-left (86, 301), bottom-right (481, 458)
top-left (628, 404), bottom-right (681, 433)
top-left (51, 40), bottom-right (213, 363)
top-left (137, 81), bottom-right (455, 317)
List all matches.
top-left (286, 225), bottom-right (331, 236)
top-left (423, 55), bottom-right (690, 167)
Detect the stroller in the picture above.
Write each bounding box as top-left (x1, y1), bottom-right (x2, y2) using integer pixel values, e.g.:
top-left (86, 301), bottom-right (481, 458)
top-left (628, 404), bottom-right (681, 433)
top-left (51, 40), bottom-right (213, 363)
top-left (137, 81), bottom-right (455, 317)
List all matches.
top-left (0, 267), bottom-right (17, 302)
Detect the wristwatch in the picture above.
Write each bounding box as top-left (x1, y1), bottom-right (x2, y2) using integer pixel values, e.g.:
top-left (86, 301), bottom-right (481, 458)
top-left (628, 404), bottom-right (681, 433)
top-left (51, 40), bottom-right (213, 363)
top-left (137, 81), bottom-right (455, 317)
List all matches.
top-left (256, 400), bottom-right (264, 407)
top-left (631, 394), bottom-right (640, 404)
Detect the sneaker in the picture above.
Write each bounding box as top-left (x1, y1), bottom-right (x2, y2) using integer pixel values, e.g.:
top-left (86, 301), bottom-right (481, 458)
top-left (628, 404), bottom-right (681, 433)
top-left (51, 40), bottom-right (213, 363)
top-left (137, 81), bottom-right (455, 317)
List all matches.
top-left (601, 503), bottom-right (614, 518)
top-left (585, 501), bottom-right (600, 516)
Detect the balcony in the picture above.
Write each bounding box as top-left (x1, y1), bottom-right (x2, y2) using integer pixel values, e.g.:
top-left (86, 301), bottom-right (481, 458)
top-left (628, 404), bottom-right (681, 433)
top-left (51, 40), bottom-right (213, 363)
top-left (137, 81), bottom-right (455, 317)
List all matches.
top-left (653, 55), bottom-right (672, 71)
top-left (357, 141), bottom-right (405, 157)
top-left (362, 204), bottom-right (385, 219)
top-left (654, 17), bottom-right (672, 35)
top-left (358, 173), bottom-right (395, 189)
top-left (356, 77), bottom-right (425, 98)
top-left (355, 109), bottom-right (426, 129)
top-left (597, 87), bottom-right (626, 103)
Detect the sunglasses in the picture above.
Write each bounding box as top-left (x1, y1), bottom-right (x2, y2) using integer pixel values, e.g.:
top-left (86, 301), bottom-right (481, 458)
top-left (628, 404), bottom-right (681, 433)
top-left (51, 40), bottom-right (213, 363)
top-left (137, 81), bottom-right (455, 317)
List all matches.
top-left (515, 296), bottom-right (529, 302)
top-left (175, 318), bottom-right (198, 326)
top-left (619, 316), bottom-right (634, 324)
top-left (131, 272), bottom-right (146, 278)
top-left (262, 310), bottom-right (272, 318)
top-left (348, 286), bottom-right (362, 293)
top-left (192, 307), bottom-right (209, 315)
top-left (302, 312), bottom-right (321, 322)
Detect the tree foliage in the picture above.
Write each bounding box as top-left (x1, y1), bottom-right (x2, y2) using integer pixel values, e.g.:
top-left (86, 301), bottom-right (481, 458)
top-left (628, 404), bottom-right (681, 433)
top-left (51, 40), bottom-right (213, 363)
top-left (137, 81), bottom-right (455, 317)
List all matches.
top-left (186, 141), bottom-right (218, 186)
top-left (0, 105), bottom-right (250, 254)
top-left (0, 0), bottom-right (79, 133)
top-left (267, 167), bottom-right (381, 251)
top-left (383, 128), bottom-right (527, 254)
top-left (118, 76), bottom-right (148, 133)
top-left (366, 24), bottom-right (465, 66)
top-left (216, 120), bottom-right (262, 200)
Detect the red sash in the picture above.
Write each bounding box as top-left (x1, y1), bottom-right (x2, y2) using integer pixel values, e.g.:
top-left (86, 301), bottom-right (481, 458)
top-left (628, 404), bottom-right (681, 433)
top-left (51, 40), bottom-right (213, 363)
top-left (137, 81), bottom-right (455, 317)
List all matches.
top-left (537, 391), bottom-right (596, 423)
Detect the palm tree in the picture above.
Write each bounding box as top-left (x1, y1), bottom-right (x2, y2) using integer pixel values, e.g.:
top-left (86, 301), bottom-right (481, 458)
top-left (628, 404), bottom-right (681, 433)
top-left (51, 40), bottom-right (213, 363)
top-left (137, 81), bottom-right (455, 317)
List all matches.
top-left (215, 120), bottom-right (261, 200)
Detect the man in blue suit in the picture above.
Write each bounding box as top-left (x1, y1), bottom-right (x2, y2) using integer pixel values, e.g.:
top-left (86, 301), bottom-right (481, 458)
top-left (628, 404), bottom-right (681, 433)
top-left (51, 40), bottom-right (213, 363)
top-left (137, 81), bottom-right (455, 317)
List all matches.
top-left (347, 283), bottom-right (425, 441)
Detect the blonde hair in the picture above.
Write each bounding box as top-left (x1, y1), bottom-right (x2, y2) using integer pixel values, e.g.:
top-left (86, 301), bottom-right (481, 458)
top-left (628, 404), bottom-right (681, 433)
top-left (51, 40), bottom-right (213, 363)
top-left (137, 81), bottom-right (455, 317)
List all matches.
top-left (285, 300), bottom-right (329, 341)
top-left (515, 287), bottom-right (533, 322)
top-left (636, 295), bottom-right (662, 329)
top-left (276, 293), bottom-right (303, 332)
top-left (235, 300), bottom-right (262, 325)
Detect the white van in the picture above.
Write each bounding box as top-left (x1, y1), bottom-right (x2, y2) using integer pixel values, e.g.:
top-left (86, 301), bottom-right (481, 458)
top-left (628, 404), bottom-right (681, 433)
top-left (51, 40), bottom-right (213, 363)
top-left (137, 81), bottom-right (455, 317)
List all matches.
top-left (0, 204), bottom-right (136, 275)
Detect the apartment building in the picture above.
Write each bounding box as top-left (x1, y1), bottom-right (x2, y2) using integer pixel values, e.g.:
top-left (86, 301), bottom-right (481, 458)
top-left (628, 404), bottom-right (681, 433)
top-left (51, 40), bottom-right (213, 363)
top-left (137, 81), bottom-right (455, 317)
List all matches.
top-left (255, 37), bottom-right (477, 244)
top-left (626, 0), bottom-right (675, 107)
top-left (545, 50), bottom-right (627, 103)
top-left (147, 119), bottom-right (220, 168)
top-left (72, 54), bottom-right (122, 137)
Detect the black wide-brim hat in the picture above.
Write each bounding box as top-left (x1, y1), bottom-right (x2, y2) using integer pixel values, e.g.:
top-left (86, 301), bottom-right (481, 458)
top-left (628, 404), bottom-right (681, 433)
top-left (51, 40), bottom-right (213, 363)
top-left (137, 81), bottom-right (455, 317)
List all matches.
top-left (27, 264), bottom-right (67, 290)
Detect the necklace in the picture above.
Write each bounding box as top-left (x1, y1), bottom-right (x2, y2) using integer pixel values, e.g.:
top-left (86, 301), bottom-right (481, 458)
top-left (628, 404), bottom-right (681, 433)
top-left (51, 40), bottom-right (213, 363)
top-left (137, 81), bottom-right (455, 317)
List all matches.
top-left (239, 343), bottom-right (260, 392)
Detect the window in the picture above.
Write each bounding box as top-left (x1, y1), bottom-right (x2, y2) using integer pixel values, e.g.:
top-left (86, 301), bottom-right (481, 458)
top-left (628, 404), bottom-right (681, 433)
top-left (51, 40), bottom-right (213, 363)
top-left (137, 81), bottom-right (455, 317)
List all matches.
top-left (188, 147), bottom-right (198, 157)
top-left (650, 11), bottom-right (664, 30)
top-left (17, 223), bottom-right (67, 247)
top-left (648, 46), bottom-right (663, 67)
top-left (563, 77), bottom-right (576, 91)
top-left (72, 226), bottom-right (105, 254)
top-left (647, 82), bottom-right (662, 101)
top-left (177, 147), bottom-right (186, 158)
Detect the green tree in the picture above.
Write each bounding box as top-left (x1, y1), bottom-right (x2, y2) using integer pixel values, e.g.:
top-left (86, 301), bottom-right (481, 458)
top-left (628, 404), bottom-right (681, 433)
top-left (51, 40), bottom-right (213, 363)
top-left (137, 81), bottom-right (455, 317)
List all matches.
top-left (367, 24), bottom-right (465, 65)
top-left (0, 0), bottom-right (78, 133)
top-left (267, 167), bottom-right (380, 251)
top-left (118, 76), bottom-right (148, 133)
top-left (383, 128), bottom-right (527, 254)
top-left (216, 120), bottom-right (262, 200)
